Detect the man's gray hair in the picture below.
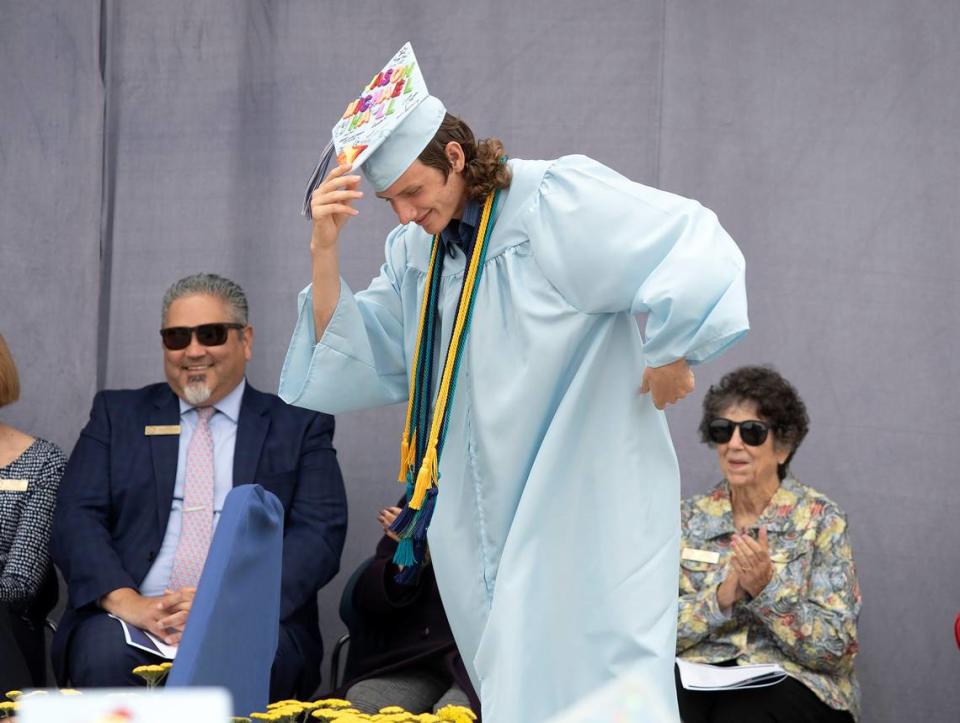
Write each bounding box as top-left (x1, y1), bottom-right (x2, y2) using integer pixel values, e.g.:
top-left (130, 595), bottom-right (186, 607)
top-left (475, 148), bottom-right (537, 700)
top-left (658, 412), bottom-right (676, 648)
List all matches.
top-left (161, 273), bottom-right (249, 326)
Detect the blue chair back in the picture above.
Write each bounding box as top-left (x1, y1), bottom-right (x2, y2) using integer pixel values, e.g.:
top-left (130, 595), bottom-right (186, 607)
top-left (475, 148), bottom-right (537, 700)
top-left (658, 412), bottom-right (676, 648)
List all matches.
top-left (167, 484), bottom-right (283, 717)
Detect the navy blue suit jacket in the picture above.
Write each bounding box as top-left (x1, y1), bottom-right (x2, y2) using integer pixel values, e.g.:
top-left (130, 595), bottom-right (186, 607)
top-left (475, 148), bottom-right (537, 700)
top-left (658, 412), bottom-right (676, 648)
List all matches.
top-left (51, 381), bottom-right (347, 684)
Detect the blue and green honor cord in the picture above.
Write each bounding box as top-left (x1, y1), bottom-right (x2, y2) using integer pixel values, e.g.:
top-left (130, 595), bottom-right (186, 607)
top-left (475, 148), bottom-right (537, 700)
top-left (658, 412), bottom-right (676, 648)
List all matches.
top-left (389, 189), bottom-right (501, 582)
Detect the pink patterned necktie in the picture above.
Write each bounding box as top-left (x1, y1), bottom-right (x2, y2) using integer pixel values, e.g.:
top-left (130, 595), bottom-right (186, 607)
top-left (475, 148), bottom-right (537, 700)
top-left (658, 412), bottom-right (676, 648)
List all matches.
top-left (168, 406), bottom-right (215, 591)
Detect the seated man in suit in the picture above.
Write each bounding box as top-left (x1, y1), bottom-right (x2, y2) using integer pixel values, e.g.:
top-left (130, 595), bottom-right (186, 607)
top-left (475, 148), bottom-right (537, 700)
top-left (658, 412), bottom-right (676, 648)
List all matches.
top-left (52, 273), bottom-right (348, 700)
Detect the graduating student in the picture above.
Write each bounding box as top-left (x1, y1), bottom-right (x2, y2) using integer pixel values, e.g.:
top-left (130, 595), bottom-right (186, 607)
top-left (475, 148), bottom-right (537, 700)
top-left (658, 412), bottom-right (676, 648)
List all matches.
top-left (281, 44), bottom-right (749, 722)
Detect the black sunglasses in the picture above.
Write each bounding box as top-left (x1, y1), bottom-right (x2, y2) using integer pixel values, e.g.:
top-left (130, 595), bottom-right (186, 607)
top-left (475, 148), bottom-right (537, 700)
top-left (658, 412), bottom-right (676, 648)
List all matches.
top-left (707, 418), bottom-right (770, 447)
top-left (160, 323), bottom-right (245, 351)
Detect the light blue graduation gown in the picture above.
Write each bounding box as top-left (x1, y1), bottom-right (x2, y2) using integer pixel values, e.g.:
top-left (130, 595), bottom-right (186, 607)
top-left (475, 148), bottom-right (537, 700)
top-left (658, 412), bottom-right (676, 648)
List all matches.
top-left (280, 155), bottom-right (748, 722)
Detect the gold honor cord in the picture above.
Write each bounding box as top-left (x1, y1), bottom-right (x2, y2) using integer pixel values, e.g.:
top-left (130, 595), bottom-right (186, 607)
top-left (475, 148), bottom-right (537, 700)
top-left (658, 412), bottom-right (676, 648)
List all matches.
top-left (397, 191), bottom-right (498, 511)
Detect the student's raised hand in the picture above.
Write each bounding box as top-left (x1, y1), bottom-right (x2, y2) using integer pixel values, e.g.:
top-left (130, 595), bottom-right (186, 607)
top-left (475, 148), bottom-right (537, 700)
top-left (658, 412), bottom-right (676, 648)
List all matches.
top-left (310, 163), bottom-right (363, 254)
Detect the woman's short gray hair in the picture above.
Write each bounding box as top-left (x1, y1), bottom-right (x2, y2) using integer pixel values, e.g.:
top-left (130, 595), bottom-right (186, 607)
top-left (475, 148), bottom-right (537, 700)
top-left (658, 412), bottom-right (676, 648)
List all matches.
top-left (161, 273), bottom-right (249, 326)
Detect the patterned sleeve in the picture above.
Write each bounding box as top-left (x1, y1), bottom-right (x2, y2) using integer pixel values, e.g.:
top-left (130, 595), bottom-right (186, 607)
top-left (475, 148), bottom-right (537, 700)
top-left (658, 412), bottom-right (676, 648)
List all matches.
top-left (676, 501), bottom-right (732, 652)
top-left (746, 504), bottom-right (861, 673)
top-left (0, 444), bottom-right (66, 602)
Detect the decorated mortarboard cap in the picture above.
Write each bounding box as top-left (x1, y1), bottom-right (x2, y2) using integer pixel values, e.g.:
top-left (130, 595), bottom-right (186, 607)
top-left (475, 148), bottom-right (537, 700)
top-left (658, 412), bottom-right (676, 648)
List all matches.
top-left (302, 42), bottom-right (446, 215)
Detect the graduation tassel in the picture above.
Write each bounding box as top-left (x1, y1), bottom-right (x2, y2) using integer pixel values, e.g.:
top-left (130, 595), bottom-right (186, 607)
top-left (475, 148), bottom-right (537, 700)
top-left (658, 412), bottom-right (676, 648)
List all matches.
top-left (393, 537), bottom-right (416, 567)
top-left (397, 429), bottom-right (417, 483)
top-left (388, 475), bottom-right (418, 543)
top-left (397, 432), bottom-right (410, 483)
top-left (393, 555), bottom-right (421, 585)
top-left (301, 140), bottom-right (335, 218)
top-left (409, 446), bottom-right (438, 510)
top-left (412, 487), bottom-right (439, 541)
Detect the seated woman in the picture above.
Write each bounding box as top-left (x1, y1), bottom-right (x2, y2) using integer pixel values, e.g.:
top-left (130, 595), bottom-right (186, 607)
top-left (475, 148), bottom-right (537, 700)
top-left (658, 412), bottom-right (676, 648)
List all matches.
top-left (0, 333), bottom-right (66, 689)
top-left (339, 502), bottom-right (479, 718)
top-left (676, 365), bottom-right (861, 722)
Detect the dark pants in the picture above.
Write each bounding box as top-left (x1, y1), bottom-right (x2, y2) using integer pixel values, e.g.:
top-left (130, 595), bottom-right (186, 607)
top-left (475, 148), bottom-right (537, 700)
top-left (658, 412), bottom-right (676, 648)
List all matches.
top-left (0, 605), bottom-right (37, 690)
top-left (65, 612), bottom-right (317, 701)
top-left (1, 566), bottom-right (57, 689)
top-left (676, 664), bottom-right (853, 723)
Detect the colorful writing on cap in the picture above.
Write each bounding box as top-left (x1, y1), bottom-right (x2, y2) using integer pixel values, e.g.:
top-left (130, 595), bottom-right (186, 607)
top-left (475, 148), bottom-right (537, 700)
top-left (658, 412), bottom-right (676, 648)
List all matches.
top-left (327, 42), bottom-right (431, 175)
top-left (336, 144), bottom-right (368, 166)
top-left (339, 63), bottom-right (416, 133)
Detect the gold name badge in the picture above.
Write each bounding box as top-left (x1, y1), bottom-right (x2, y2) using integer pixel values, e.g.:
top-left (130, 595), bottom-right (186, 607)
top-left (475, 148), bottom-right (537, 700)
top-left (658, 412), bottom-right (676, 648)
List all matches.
top-left (0, 479), bottom-right (29, 492)
top-left (681, 547), bottom-right (720, 564)
top-left (144, 425), bottom-right (181, 436)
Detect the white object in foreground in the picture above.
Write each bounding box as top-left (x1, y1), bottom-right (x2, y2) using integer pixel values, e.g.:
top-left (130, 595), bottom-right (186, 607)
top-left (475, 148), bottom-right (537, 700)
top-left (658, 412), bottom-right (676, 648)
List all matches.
top-left (676, 658), bottom-right (787, 690)
top-left (18, 688), bottom-right (231, 722)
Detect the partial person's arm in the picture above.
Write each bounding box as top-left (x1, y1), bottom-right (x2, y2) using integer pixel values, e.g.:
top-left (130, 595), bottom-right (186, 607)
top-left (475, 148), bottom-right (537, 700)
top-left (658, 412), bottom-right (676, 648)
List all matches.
top-left (277, 412), bottom-right (348, 620)
top-left (677, 577), bottom-right (738, 652)
top-left (308, 163), bottom-right (362, 339)
top-left (745, 508), bottom-right (861, 673)
top-left (99, 587), bottom-right (179, 643)
top-left (0, 445), bottom-right (65, 602)
top-left (52, 393), bottom-right (142, 609)
top-left (676, 504), bottom-right (741, 651)
top-left (524, 155), bottom-right (749, 406)
top-left (280, 220), bottom-right (413, 414)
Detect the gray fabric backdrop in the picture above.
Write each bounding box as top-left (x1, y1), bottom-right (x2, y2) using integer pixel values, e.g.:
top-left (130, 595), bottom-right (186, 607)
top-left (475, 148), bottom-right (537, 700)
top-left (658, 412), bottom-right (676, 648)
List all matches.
top-left (2, 1), bottom-right (958, 718)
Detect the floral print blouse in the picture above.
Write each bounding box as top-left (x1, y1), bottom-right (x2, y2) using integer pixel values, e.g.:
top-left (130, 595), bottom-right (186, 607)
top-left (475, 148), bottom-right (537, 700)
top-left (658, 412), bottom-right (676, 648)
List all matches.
top-left (677, 476), bottom-right (861, 720)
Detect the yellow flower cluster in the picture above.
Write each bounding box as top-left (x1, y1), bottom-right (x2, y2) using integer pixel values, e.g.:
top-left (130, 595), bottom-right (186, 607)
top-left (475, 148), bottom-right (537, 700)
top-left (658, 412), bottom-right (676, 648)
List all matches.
top-left (243, 698), bottom-right (477, 723)
top-left (122, 666), bottom-right (480, 723)
top-left (132, 661), bottom-right (174, 688)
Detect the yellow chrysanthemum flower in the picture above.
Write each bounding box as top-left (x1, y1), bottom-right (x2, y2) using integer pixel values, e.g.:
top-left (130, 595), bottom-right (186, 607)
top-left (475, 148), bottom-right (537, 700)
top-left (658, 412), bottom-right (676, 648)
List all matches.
top-left (132, 662), bottom-right (172, 688)
top-left (312, 698), bottom-right (353, 709)
top-left (434, 705), bottom-right (477, 723)
top-left (272, 706), bottom-right (305, 722)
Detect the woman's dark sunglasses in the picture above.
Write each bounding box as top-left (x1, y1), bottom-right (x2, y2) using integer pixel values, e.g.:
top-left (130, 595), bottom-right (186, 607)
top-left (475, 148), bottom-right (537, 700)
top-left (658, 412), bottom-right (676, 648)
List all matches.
top-left (707, 418), bottom-right (770, 446)
top-left (160, 323), bottom-right (245, 351)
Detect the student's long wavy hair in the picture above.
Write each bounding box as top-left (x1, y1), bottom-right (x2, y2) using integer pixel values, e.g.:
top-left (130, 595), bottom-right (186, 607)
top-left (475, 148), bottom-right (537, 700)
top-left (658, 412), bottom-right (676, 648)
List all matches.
top-left (417, 113), bottom-right (512, 201)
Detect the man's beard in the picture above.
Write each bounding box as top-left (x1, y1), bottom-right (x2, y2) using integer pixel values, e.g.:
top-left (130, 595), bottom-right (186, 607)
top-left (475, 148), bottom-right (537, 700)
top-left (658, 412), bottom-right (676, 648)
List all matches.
top-left (183, 379), bottom-right (212, 406)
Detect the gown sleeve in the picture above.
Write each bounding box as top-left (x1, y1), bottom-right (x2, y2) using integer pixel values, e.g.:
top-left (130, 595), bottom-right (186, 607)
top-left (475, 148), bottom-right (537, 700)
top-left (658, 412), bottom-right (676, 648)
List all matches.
top-left (279, 225), bottom-right (412, 413)
top-left (523, 154), bottom-right (749, 367)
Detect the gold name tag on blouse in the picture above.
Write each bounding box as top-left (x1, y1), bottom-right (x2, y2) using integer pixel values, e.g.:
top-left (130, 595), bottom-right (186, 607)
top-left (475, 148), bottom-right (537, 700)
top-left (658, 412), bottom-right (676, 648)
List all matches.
top-left (0, 479), bottom-right (29, 492)
top-left (144, 425), bottom-right (181, 436)
top-left (681, 548), bottom-right (720, 564)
